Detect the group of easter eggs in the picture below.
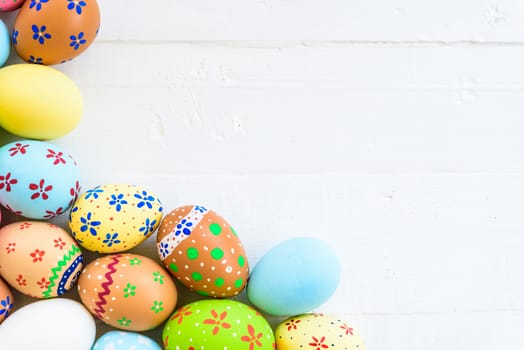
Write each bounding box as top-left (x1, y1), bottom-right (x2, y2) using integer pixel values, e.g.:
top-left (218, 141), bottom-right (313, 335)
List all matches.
top-left (0, 1), bottom-right (366, 349)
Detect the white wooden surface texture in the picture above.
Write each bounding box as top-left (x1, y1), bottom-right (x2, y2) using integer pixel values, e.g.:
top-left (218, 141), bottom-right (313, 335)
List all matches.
top-left (2, 0), bottom-right (524, 349)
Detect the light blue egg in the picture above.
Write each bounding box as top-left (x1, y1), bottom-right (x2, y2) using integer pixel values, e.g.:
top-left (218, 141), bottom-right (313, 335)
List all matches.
top-left (93, 331), bottom-right (162, 350)
top-left (0, 140), bottom-right (80, 219)
top-left (247, 236), bottom-right (340, 316)
top-left (0, 19), bottom-right (9, 67)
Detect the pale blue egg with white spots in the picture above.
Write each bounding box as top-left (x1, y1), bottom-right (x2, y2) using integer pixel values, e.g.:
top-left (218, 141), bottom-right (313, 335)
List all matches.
top-left (93, 331), bottom-right (161, 350)
top-left (0, 19), bottom-right (9, 67)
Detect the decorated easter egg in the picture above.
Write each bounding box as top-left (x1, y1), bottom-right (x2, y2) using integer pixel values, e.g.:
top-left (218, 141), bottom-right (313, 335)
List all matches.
top-left (0, 298), bottom-right (95, 349)
top-left (0, 140), bottom-right (80, 219)
top-left (0, 221), bottom-right (83, 298)
top-left (78, 253), bottom-right (177, 331)
top-left (0, 278), bottom-right (13, 324)
top-left (0, 64), bottom-right (83, 139)
top-left (0, 0), bottom-right (25, 12)
top-left (0, 20), bottom-right (9, 67)
top-left (69, 184), bottom-right (163, 253)
top-left (93, 331), bottom-right (162, 350)
top-left (247, 237), bottom-right (340, 316)
top-left (13, 0), bottom-right (100, 65)
top-left (156, 205), bottom-right (249, 298)
top-left (275, 314), bottom-right (366, 350)
top-left (163, 299), bottom-right (275, 350)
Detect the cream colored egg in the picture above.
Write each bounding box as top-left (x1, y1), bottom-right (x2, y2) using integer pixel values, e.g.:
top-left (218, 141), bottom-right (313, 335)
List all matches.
top-left (275, 314), bottom-right (366, 350)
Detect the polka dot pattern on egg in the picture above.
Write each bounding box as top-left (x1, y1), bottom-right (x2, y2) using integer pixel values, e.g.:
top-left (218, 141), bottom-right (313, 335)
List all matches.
top-left (156, 205), bottom-right (249, 298)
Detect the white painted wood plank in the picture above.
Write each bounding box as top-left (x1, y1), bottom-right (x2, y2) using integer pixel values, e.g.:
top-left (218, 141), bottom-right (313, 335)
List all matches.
top-left (6, 43), bottom-right (519, 175)
top-left (93, 0), bottom-right (524, 42)
top-left (2, 0), bottom-right (524, 42)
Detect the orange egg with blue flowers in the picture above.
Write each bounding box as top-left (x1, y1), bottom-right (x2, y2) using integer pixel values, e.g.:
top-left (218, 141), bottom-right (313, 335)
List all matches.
top-left (13, 0), bottom-right (100, 65)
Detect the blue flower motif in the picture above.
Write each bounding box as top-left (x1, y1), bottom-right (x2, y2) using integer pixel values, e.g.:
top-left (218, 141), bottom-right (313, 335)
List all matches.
top-left (175, 219), bottom-right (193, 236)
top-left (11, 30), bottom-right (18, 45)
top-left (32, 24), bottom-right (52, 45)
top-left (194, 205), bottom-right (207, 213)
top-left (29, 0), bottom-right (49, 11)
top-left (139, 218), bottom-right (157, 236)
top-left (69, 32), bottom-right (86, 50)
top-left (69, 205), bottom-right (79, 224)
top-left (109, 194), bottom-right (128, 212)
top-left (159, 242), bottom-right (169, 258)
top-left (79, 212), bottom-right (101, 236)
top-left (103, 233), bottom-right (121, 247)
top-left (28, 56), bottom-right (43, 64)
top-left (67, 0), bottom-right (86, 15)
top-left (134, 191), bottom-right (155, 209)
top-left (0, 296), bottom-right (13, 318)
top-left (85, 186), bottom-right (104, 200)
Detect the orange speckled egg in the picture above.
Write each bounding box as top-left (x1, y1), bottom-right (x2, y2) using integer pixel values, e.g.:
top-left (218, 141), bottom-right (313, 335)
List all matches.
top-left (0, 221), bottom-right (83, 298)
top-left (13, 0), bottom-right (100, 65)
top-left (156, 205), bottom-right (249, 298)
top-left (0, 277), bottom-right (13, 324)
top-left (78, 253), bottom-right (177, 332)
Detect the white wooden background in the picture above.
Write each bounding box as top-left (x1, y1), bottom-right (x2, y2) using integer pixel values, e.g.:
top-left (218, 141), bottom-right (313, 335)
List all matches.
top-left (2, 0), bottom-right (524, 349)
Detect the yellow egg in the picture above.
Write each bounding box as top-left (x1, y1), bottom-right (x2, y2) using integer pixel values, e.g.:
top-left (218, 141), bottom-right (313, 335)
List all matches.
top-left (275, 314), bottom-right (366, 350)
top-left (0, 64), bottom-right (83, 140)
top-left (69, 184), bottom-right (163, 253)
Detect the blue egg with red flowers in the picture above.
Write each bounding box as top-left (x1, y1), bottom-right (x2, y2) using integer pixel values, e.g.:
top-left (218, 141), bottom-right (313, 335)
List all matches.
top-left (0, 140), bottom-right (80, 219)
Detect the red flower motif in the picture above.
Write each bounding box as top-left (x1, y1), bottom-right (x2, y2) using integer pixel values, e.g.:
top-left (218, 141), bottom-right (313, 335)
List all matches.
top-left (37, 277), bottom-right (50, 289)
top-left (241, 324), bottom-right (264, 350)
top-left (44, 207), bottom-right (65, 219)
top-left (0, 172), bottom-right (18, 192)
top-left (9, 143), bottom-right (29, 156)
top-left (285, 318), bottom-right (301, 331)
top-left (5, 242), bottom-right (15, 254)
top-left (69, 181), bottom-right (80, 206)
top-left (203, 310), bottom-right (231, 335)
top-left (5, 204), bottom-right (22, 216)
top-left (29, 179), bottom-right (53, 200)
top-left (170, 305), bottom-right (192, 324)
top-left (19, 222), bottom-right (32, 230)
top-left (309, 336), bottom-right (329, 350)
top-left (46, 149), bottom-right (66, 165)
top-left (340, 323), bottom-right (354, 336)
top-left (54, 238), bottom-right (66, 250)
top-left (16, 274), bottom-right (26, 286)
top-left (30, 249), bottom-right (45, 262)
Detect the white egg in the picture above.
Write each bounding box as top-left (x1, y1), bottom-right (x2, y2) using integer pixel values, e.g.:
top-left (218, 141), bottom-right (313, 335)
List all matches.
top-left (0, 298), bottom-right (95, 350)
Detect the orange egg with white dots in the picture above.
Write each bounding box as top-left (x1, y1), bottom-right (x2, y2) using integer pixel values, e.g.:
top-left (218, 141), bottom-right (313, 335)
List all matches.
top-left (77, 253), bottom-right (177, 331)
top-left (156, 205), bottom-right (249, 298)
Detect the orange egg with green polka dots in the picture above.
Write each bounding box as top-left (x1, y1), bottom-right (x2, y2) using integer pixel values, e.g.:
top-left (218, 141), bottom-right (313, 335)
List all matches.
top-left (156, 205), bottom-right (249, 298)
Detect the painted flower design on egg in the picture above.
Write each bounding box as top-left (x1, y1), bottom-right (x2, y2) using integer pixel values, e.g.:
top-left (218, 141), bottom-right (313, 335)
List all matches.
top-left (31, 24), bottom-right (51, 44)
top-left (29, 0), bottom-right (49, 11)
top-left (13, 0), bottom-right (100, 64)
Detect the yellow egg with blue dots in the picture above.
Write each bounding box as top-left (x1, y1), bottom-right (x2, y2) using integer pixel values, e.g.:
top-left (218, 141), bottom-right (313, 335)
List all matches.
top-left (69, 184), bottom-right (163, 253)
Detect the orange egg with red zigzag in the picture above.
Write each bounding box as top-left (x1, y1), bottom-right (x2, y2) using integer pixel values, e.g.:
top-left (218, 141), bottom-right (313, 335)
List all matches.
top-left (78, 253), bottom-right (177, 331)
top-left (0, 221), bottom-right (83, 298)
